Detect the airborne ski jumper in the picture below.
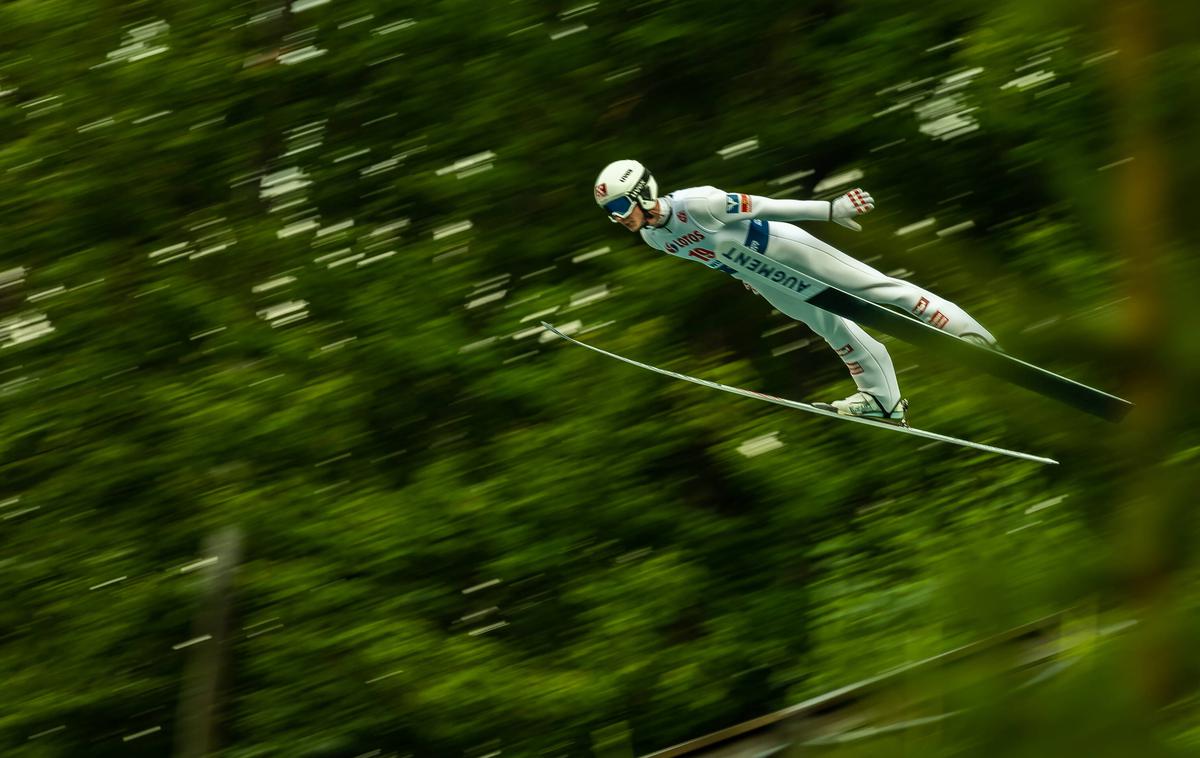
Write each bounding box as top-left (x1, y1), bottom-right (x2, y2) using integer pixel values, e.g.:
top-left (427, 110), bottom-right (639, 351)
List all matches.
top-left (593, 159), bottom-right (1000, 425)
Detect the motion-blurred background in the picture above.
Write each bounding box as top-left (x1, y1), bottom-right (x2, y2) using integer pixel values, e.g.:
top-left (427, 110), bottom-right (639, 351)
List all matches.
top-left (1, 1), bottom-right (1197, 756)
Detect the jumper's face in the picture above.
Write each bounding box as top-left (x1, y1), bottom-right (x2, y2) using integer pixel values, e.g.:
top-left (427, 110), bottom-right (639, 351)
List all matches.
top-left (616, 205), bottom-right (646, 232)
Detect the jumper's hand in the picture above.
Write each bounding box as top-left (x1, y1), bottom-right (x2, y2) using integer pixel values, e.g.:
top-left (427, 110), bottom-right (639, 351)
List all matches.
top-left (831, 188), bottom-right (875, 231)
top-left (743, 281), bottom-right (761, 297)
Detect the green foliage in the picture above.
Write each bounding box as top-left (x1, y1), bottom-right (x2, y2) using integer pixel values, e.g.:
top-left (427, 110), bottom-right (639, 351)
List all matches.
top-left (0, 0), bottom-right (1195, 756)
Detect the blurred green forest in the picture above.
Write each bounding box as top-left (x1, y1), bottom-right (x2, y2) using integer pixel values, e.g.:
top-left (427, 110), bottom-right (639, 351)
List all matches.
top-left (1, 0), bottom-right (1197, 756)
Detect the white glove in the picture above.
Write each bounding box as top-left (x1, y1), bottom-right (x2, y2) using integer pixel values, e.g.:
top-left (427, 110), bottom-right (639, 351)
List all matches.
top-left (830, 188), bottom-right (875, 231)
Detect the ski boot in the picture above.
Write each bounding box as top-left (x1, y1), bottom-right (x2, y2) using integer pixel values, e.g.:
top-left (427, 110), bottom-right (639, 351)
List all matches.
top-left (813, 391), bottom-right (909, 427)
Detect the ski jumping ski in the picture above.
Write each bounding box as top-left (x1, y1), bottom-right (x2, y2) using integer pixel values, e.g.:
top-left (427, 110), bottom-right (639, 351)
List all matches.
top-left (542, 323), bottom-right (1058, 465)
top-left (724, 245), bottom-right (1133, 423)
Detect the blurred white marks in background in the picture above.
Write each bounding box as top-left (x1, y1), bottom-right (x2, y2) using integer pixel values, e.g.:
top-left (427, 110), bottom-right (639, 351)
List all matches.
top-left (122, 727), bottom-right (162, 743)
top-left (252, 276), bottom-right (297, 294)
top-left (372, 19), bottom-right (416, 35)
top-left (462, 579), bottom-right (502, 594)
top-left (1001, 70), bottom-right (1056, 92)
top-left (432, 246), bottom-right (467, 263)
top-left (1006, 520), bottom-right (1042, 535)
top-left (604, 66), bottom-right (640, 82)
top-left (869, 139), bottom-right (906, 153)
top-left (573, 246), bottom-right (610, 263)
top-left (98, 20), bottom-right (170, 67)
top-left (373, 52), bottom-right (404, 68)
top-left (465, 272), bottom-right (508, 307)
top-left (27, 725), bottom-right (66, 741)
top-left (550, 25), bottom-right (588, 41)
top-left (357, 251), bottom-right (394, 267)
top-left (0, 267), bottom-right (25, 290)
top-left (460, 606), bottom-right (499, 623)
top-left (552, 0), bottom-right (595, 40)
top-left (189, 217), bottom-right (237, 259)
top-left (1099, 157), bottom-right (1134, 172)
top-left (1026, 495), bottom-right (1067, 515)
top-left (508, 22), bottom-right (543, 37)
top-left (814, 169), bottom-right (864, 195)
top-left (77, 117), bottom-right (116, 133)
top-left (436, 151), bottom-right (496, 179)
top-left (244, 618), bottom-right (284, 638)
top-left (6, 157), bottom-right (41, 174)
top-left (278, 219), bottom-right (319, 238)
top-left (316, 219), bottom-right (354, 238)
top-left (278, 46), bottom-right (327, 66)
top-left (339, 14), bottom-right (374, 29)
top-left (569, 284), bottom-right (610, 309)
top-left (561, 2), bottom-right (598, 19)
top-left (317, 336), bottom-right (356, 354)
top-left (467, 290), bottom-right (507, 310)
top-left (915, 71), bottom-right (983, 140)
top-left (88, 576), bottom-right (127, 590)
top-left (538, 320), bottom-right (580, 343)
top-left (189, 117), bottom-right (224, 131)
top-left (433, 220), bottom-right (473, 240)
top-left (520, 266), bottom-right (556, 280)
top-left (20, 95), bottom-right (61, 119)
top-left (938, 67), bottom-right (985, 92)
top-left (246, 8), bottom-right (285, 26)
top-left (896, 218), bottom-right (937, 236)
top-left (512, 323), bottom-right (549, 341)
top-left (459, 337), bottom-right (496, 354)
top-left (260, 167), bottom-right (312, 200)
top-left (257, 300), bottom-right (309, 327)
top-left (172, 633), bottom-right (212, 652)
top-left (1, 374), bottom-right (36, 397)
top-left (1083, 50), bottom-right (1119, 67)
top-left (27, 285), bottom-right (65, 303)
top-left (133, 110), bottom-right (170, 124)
top-left (283, 120), bottom-right (326, 158)
top-left (738, 432), bottom-right (784, 458)
top-left (333, 147), bottom-right (370, 163)
top-left (937, 220), bottom-right (975, 237)
top-left (503, 351), bottom-right (538, 364)
top-left (318, 250), bottom-right (361, 268)
top-left (472, 273), bottom-right (510, 294)
top-left (149, 242), bottom-right (190, 264)
top-left (521, 307), bottom-right (559, 323)
top-left (292, 0), bottom-right (330, 12)
top-left (361, 152), bottom-right (404, 176)
top-left (1, 313), bottom-right (55, 349)
top-left (365, 670), bottom-right (404, 684)
top-left (718, 137), bottom-right (759, 160)
top-left (580, 320), bottom-right (614, 336)
top-left (468, 621), bottom-right (509, 636)
top-left (916, 97), bottom-right (978, 140)
top-left (369, 219), bottom-right (410, 237)
top-left (2, 503), bottom-right (39, 520)
top-left (925, 37), bottom-right (964, 53)
top-left (179, 556), bottom-right (218, 573)
top-left (189, 326), bottom-right (226, 340)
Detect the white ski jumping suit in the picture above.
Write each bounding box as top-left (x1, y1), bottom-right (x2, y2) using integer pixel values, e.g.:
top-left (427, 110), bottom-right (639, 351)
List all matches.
top-left (639, 186), bottom-right (996, 408)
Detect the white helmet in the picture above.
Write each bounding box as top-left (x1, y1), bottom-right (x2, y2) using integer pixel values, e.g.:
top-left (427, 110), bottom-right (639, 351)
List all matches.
top-left (594, 159), bottom-right (658, 222)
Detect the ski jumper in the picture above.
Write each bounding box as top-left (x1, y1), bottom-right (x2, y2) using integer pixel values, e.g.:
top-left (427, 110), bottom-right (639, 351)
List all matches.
top-left (639, 186), bottom-right (996, 408)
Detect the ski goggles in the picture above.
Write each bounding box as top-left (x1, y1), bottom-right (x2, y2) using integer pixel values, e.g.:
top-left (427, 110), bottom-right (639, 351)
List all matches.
top-left (603, 194), bottom-right (637, 222)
